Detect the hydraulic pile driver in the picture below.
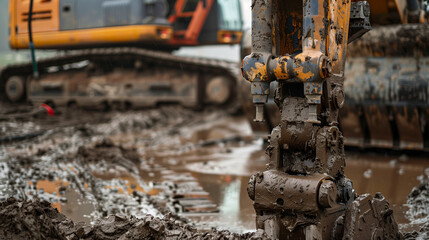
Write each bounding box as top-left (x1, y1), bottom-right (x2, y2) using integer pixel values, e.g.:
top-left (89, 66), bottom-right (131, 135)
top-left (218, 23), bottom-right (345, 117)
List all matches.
top-left (242, 0), bottom-right (402, 239)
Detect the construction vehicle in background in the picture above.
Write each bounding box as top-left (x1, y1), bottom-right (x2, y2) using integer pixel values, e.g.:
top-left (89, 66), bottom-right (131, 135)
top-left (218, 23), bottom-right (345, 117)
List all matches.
top-left (242, 0), bottom-right (402, 238)
top-left (241, 0), bottom-right (429, 152)
top-left (1, 0), bottom-right (242, 110)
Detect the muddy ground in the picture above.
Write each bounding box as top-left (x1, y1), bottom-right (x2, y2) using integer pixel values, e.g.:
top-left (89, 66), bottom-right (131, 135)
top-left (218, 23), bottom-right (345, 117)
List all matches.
top-left (0, 198), bottom-right (268, 240)
top-left (0, 104), bottom-right (429, 239)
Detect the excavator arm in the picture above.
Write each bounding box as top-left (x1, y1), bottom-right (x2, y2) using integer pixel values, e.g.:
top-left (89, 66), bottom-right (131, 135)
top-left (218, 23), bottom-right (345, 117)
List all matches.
top-left (242, 0), bottom-right (402, 239)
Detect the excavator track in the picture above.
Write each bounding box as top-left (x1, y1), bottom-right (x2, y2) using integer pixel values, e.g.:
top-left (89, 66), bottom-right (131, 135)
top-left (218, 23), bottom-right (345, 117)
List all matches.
top-left (0, 47), bottom-right (240, 111)
top-left (341, 24), bottom-right (429, 152)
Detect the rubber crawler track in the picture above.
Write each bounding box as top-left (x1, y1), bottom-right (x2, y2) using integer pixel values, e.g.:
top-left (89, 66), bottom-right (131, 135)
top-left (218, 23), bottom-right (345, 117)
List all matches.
top-left (0, 47), bottom-right (241, 109)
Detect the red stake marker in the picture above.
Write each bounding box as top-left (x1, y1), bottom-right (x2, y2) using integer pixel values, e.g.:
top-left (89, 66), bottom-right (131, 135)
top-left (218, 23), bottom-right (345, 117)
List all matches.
top-left (40, 103), bottom-right (55, 116)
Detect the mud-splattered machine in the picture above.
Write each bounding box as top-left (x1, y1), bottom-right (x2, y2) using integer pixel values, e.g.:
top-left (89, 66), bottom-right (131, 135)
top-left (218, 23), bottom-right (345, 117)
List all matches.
top-left (242, 0), bottom-right (402, 239)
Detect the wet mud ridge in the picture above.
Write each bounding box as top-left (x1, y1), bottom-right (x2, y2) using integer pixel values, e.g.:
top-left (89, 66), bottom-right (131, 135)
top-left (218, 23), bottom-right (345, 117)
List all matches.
top-left (403, 177), bottom-right (429, 240)
top-left (0, 198), bottom-right (268, 240)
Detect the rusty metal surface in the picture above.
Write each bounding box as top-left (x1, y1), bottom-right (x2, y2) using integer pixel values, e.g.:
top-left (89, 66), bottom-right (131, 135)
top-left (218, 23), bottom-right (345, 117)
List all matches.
top-left (348, 23), bottom-right (429, 57)
top-left (394, 106), bottom-right (425, 150)
top-left (342, 24), bottom-right (429, 150)
top-left (338, 105), bottom-right (365, 147)
top-left (363, 105), bottom-right (394, 149)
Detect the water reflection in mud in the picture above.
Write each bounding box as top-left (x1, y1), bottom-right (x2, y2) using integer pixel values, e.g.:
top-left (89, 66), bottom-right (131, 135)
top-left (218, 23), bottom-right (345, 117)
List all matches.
top-left (345, 152), bottom-right (429, 230)
top-left (183, 148), bottom-right (429, 232)
top-left (345, 152), bottom-right (429, 205)
top-left (192, 173), bottom-right (256, 232)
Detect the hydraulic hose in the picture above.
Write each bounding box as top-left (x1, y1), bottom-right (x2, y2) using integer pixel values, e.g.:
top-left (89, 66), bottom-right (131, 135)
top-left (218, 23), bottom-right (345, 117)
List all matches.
top-left (28, 0), bottom-right (39, 79)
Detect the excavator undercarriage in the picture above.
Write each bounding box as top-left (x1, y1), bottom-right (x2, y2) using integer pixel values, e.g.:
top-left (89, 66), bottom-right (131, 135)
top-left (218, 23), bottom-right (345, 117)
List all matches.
top-left (0, 48), bottom-right (239, 110)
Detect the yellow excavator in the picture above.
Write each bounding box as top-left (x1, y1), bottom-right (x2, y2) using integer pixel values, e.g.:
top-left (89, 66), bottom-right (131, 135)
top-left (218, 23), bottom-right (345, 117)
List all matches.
top-left (2, 0), bottom-right (242, 110)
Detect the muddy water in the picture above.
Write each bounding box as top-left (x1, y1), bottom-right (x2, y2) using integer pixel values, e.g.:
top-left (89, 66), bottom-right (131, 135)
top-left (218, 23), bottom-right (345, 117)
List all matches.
top-left (345, 152), bottom-right (429, 231)
top-left (133, 116), bottom-right (266, 232)
top-left (187, 148), bottom-right (429, 232)
top-left (108, 114), bottom-right (429, 232)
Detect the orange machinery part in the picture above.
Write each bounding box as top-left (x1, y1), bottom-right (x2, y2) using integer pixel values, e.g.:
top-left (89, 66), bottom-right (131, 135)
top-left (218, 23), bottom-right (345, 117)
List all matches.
top-left (168, 0), bottom-right (215, 45)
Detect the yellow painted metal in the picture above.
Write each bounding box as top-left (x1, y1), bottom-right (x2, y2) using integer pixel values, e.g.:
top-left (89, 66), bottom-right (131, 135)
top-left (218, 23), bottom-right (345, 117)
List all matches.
top-left (327, 0), bottom-right (352, 75)
top-left (10, 25), bottom-right (173, 49)
top-left (246, 61), bottom-right (268, 83)
top-left (14, 0), bottom-right (60, 34)
top-left (8, 0), bottom-right (172, 49)
top-left (8, 0), bottom-right (17, 49)
top-left (293, 54), bottom-right (316, 82)
top-left (272, 56), bottom-right (291, 80)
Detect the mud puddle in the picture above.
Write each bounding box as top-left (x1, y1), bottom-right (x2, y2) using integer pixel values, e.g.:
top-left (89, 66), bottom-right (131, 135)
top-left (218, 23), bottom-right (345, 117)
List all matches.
top-left (345, 152), bottom-right (429, 233)
top-left (114, 109), bottom-right (429, 234)
top-left (158, 141), bottom-right (429, 234)
top-left (104, 113), bottom-right (264, 232)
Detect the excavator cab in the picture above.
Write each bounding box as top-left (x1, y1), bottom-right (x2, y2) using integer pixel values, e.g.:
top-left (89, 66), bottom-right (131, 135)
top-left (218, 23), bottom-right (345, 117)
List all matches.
top-left (8, 0), bottom-right (173, 49)
top-left (168, 0), bottom-right (242, 46)
top-left (8, 0), bottom-right (242, 50)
